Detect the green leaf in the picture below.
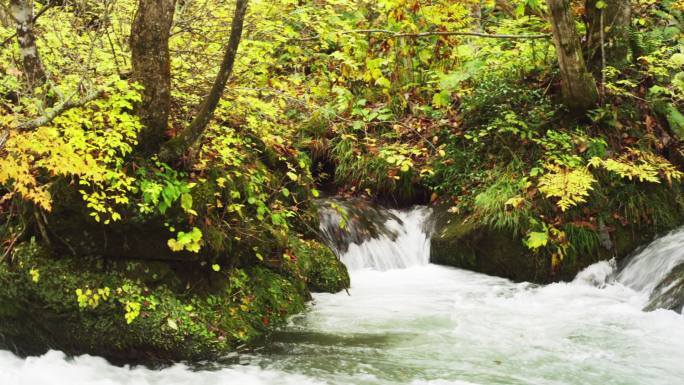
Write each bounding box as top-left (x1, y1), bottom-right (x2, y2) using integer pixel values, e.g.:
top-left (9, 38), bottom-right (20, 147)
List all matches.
top-left (670, 53), bottom-right (684, 67)
top-left (664, 104), bottom-right (684, 139)
top-left (181, 193), bottom-right (194, 213)
top-left (167, 239), bottom-right (183, 252)
top-left (439, 71), bottom-right (470, 91)
top-left (212, 264), bottom-right (221, 272)
top-left (526, 231), bottom-right (549, 249)
top-left (432, 91), bottom-right (451, 109)
top-left (375, 76), bottom-right (391, 89)
top-left (167, 318), bottom-right (179, 330)
top-left (418, 49), bottom-right (432, 64)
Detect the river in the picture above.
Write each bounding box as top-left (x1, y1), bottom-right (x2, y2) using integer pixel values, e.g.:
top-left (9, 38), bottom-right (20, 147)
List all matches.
top-left (1, 207), bottom-right (683, 385)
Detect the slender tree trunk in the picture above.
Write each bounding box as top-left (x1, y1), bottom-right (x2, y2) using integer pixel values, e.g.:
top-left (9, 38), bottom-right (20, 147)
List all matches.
top-left (158, 0), bottom-right (248, 162)
top-left (546, 0), bottom-right (599, 112)
top-left (10, 0), bottom-right (47, 90)
top-left (585, 0), bottom-right (631, 74)
top-left (130, 0), bottom-right (176, 155)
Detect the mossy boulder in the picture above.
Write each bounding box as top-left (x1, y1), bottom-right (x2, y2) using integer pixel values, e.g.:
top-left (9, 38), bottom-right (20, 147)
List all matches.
top-left (430, 206), bottom-right (682, 284)
top-left (0, 241), bottom-right (310, 364)
top-left (284, 237), bottom-right (350, 293)
top-left (430, 211), bottom-right (545, 282)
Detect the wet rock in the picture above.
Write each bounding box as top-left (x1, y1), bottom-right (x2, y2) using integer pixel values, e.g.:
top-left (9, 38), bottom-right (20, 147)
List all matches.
top-left (429, 208), bottom-right (544, 283)
top-left (644, 263), bottom-right (684, 313)
top-left (429, 205), bottom-right (672, 284)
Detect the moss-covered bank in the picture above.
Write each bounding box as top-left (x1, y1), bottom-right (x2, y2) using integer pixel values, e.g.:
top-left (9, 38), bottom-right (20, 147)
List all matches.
top-left (0, 238), bottom-right (348, 364)
top-left (284, 237), bottom-right (350, 293)
top-left (431, 184), bottom-right (684, 284)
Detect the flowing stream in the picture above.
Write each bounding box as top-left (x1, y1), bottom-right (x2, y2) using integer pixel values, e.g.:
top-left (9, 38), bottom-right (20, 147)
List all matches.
top-left (2, 206), bottom-right (684, 385)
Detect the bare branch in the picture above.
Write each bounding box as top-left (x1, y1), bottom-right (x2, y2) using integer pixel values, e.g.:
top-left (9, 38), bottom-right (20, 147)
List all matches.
top-left (297, 29), bottom-right (551, 41)
top-left (0, 127), bottom-right (8, 151)
top-left (16, 88), bottom-right (106, 131)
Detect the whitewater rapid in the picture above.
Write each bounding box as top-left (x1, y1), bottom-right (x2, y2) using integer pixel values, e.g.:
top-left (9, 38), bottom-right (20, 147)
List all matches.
top-left (1, 207), bottom-right (683, 385)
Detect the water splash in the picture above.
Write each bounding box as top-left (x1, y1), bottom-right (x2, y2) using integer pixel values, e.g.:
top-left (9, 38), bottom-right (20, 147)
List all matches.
top-left (573, 259), bottom-right (616, 288)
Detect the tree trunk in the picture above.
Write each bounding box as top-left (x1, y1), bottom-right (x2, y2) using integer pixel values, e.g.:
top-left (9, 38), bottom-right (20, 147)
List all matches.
top-left (158, 0), bottom-right (248, 162)
top-left (585, 0), bottom-right (631, 74)
top-left (130, 0), bottom-right (176, 156)
top-left (546, 0), bottom-right (599, 112)
top-left (10, 0), bottom-right (47, 90)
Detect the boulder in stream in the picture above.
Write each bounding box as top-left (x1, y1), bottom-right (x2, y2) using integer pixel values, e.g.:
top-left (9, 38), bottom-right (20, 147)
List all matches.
top-left (429, 209), bottom-right (542, 282)
top-left (429, 205), bottom-right (675, 284)
top-left (644, 263), bottom-right (684, 313)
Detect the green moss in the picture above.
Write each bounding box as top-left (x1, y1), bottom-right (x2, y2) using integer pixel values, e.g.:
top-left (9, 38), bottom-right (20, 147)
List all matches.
top-left (0, 241), bottom-right (307, 364)
top-left (431, 181), bottom-right (684, 283)
top-left (285, 237), bottom-right (350, 293)
top-left (473, 167), bottom-right (532, 235)
top-left (431, 210), bottom-right (544, 283)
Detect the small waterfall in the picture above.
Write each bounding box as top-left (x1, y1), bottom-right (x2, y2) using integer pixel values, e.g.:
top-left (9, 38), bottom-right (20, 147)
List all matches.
top-left (611, 227), bottom-right (684, 312)
top-left (318, 200), bottom-right (431, 271)
top-left (616, 227), bottom-right (684, 294)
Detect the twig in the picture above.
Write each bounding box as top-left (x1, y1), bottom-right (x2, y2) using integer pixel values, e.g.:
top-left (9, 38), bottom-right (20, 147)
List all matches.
top-left (0, 127), bottom-right (8, 151)
top-left (17, 87), bottom-right (107, 131)
top-left (33, 209), bottom-right (51, 247)
top-left (600, 9), bottom-right (606, 102)
top-left (542, 73), bottom-right (557, 97)
top-left (0, 223), bottom-right (24, 263)
top-left (1, 232), bottom-right (20, 262)
top-left (232, 86), bottom-right (311, 108)
top-left (375, 120), bottom-right (438, 151)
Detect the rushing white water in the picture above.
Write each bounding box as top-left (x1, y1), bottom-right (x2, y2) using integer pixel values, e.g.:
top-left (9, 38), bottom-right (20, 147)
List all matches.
top-left (2, 207), bottom-right (684, 385)
top-left (617, 228), bottom-right (684, 295)
top-left (338, 207), bottom-right (432, 271)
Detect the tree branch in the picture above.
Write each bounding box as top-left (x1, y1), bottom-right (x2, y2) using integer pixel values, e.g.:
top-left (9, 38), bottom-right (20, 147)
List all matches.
top-left (16, 88), bottom-right (106, 131)
top-left (297, 29), bottom-right (551, 41)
